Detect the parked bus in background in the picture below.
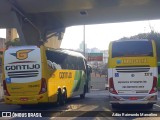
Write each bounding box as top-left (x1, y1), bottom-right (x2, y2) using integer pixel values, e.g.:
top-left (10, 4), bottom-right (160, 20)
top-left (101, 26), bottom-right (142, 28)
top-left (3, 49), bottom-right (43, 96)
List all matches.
top-left (108, 39), bottom-right (158, 109)
top-left (1, 45), bottom-right (92, 106)
top-left (158, 62), bottom-right (160, 89)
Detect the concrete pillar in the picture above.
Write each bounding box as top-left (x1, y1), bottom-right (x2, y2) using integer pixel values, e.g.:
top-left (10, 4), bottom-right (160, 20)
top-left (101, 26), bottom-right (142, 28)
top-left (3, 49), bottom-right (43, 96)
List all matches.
top-left (44, 35), bottom-right (62, 49)
top-left (6, 28), bottom-right (63, 48)
top-left (6, 28), bottom-right (18, 42)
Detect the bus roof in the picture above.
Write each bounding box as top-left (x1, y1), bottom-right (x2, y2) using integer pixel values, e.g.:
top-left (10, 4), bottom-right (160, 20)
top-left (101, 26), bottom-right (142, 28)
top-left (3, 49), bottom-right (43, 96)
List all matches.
top-left (47, 48), bottom-right (86, 59)
top-left (7, 45), bottom-right (38, 50)
top-left (113, 39), bottom-right (150, 43)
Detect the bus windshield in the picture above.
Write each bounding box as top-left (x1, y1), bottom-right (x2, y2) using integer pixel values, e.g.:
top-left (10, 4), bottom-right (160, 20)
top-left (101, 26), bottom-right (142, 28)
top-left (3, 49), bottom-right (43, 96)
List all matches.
top-left (112, 41), bottom-right (153, 58)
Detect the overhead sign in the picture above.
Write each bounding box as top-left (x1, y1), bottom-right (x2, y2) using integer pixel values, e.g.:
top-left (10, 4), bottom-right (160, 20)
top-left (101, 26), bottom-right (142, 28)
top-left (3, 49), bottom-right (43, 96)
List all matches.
top-left (87, 53), bottom-right (103, 61)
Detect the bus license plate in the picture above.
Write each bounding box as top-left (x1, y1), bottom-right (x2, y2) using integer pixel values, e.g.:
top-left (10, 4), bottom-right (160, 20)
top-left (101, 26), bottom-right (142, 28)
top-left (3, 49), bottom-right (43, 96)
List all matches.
top-left (129, 97), bottom-right (138, 100)
top-left (20, 98), bottom-right (28, 101)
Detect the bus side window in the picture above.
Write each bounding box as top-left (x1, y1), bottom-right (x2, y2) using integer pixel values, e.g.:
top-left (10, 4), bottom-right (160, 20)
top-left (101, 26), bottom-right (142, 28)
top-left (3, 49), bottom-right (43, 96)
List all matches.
top-left (78, 58), bottom-right (85, 71)
top-left (67, 56), bottom-right (76, 70)
top-left (77, 57), bottom-right (80, 70)
top-left (71, 56), bottom-right (77, 70)
top-left (77, 58), bottom-right (80, 70)
top-left (74, 57), bottom-right (78, 70)
top-left (66, 56), bottom-right (73, 70)
top-left (46, 50), bottom-right (68, 69)
top-left (67, 56), bottom-right (72, 70)
top-left (61, 56), bottom-right (68, 69)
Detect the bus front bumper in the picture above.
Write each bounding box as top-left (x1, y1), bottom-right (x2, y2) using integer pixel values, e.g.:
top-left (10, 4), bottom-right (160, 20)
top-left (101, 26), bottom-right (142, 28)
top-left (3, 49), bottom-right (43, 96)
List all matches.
top-left (109, 93), bottom-right (157, 104)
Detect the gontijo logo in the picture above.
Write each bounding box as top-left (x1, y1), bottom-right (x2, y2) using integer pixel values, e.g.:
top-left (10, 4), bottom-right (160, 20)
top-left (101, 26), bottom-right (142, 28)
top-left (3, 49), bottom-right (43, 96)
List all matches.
top-left (10, 49), bottom-right (34, 60)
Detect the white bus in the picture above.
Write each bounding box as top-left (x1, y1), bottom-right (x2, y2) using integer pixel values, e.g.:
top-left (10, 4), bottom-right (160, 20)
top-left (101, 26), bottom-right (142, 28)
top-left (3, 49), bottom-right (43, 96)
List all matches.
top-left (108, 39), bottom-right (158, 108)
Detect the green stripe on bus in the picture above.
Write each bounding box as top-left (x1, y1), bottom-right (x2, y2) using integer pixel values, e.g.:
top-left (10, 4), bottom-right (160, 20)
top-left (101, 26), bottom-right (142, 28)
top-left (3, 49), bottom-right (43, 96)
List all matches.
top-left (72, 71), bottom-right (82, 92)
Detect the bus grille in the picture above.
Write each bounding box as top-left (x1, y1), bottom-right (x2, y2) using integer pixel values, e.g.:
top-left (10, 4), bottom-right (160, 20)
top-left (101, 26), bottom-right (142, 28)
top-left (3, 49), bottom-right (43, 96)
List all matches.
top-left (116, 67), bottom-right (150, 73)
top-left (7, 70), bottom-right (39, 78)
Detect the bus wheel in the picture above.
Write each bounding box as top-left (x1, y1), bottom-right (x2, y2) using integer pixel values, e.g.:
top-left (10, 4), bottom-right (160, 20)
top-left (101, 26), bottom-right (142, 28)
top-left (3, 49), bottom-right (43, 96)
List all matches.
top-left (80, 86), bottom-right (86, 99)
top-left (61, 89), bottom-right (67, 105)
top-left (56, 90), bottom-right (62, 106)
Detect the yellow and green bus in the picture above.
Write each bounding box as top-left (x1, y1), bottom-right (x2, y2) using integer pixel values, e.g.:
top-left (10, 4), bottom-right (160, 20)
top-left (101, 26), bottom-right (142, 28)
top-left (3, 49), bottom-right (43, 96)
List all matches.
top-left (108, 39), bottom-right (158, 109)
top-left (1, 45), bottom-right (92, 106)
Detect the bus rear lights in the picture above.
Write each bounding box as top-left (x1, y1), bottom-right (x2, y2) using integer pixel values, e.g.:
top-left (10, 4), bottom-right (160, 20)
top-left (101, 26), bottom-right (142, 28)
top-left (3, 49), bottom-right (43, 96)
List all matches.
top-left (3, 80), bottom-right (10, 96)
top-left (110, 88), bottom-right (113, 91)
top-left (42, 88), bottom-right (46, 92)
top-left (109, 77), bottom-right (118, 94)
top-left (39, 78), bottom-right (47, 94)
top-left (149, 76), bottom-right (157, 94)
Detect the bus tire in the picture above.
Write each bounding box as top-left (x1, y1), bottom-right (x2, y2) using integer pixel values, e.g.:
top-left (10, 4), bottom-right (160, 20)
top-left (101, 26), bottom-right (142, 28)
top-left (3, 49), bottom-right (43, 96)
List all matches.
top-left (56, 89), bottom-right (62, 106)
top-left (80, 85), bottom-right (86, 99)
top-left (61, 88), bottom-right (67, 105)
